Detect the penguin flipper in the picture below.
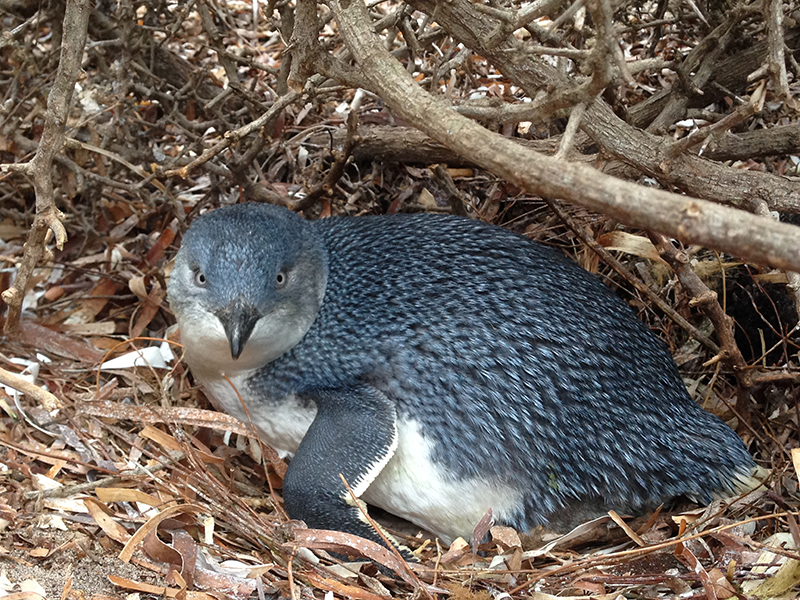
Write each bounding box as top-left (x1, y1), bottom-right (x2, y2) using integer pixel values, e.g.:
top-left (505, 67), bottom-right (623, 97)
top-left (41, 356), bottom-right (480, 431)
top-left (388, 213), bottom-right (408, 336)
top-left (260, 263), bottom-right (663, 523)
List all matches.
top-left (282, 385), bottom-right (400, 549)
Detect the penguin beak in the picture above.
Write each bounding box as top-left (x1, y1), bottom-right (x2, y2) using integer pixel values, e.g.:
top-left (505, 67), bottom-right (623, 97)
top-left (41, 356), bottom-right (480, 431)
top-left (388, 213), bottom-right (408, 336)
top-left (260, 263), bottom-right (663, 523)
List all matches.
top-left (218, 298), bottom-right (260, 360)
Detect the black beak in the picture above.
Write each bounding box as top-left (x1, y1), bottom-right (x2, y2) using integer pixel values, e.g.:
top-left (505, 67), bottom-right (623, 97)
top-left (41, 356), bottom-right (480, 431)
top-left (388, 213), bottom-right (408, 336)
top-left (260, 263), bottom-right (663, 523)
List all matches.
top-left (218, 298), bottom-right (260, 360)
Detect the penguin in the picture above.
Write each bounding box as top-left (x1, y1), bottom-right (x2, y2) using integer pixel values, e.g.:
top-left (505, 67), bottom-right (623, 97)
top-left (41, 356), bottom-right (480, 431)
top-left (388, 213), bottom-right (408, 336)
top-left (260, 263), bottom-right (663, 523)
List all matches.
top-left (167, 202), bottom-right (756, 548)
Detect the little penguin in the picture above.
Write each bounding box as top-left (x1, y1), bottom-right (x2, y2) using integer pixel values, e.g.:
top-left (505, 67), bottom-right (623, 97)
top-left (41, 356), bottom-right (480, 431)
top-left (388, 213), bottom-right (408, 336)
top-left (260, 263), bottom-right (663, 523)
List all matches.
top-left (167, 202), bottom-right (756, 547)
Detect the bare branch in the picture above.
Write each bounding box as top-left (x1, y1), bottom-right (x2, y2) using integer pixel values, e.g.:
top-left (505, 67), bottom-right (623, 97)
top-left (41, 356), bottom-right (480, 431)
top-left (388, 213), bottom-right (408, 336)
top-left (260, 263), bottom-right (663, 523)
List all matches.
top-left (648, 231), bottom-right (752, 422)
top-left (292, 110), bottom-right (361, 211)
top-left (764, 0), bottom-right (790, 99)
top-left (666, 82), bottom-right (763, 158)
top-left (162, 90), bottom-right (302, 179)
top-left (328, 0), bottom-right (800, 272)
top-left (0, 366), bottom-right (62, 411)
top-left (554, 102), bottom-right (587, 160)
top-left (645, 2), bottom-right (756, 133)
top-left (545, 199), bottom-right (720, 354)
top-left (0, 0), bottom-right (91, 335)
top-left (405, 0), bottom-right (800, 214)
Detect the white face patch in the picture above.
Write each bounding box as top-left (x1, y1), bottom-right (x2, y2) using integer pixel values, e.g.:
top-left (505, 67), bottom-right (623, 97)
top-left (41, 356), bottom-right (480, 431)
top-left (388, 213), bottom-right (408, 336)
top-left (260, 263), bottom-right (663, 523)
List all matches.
top-left (176, 306), bottom-right (233, 372)
top-left (177, 305), bottom-right (311, 376)
top-left (245, 305), bottom-right (314, 367)
top-left (362, 419), bottom-right (523, 545)
top-left (177, 303), bottom-right (319, 459)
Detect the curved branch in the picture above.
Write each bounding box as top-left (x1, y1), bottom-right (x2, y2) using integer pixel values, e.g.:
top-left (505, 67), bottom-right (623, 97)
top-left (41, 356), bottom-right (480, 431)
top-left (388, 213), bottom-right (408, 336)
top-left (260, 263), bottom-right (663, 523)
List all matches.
top-left (327, 0), bottom-right (800, 272)
top-left (405, 0), bottom-right (800, 214)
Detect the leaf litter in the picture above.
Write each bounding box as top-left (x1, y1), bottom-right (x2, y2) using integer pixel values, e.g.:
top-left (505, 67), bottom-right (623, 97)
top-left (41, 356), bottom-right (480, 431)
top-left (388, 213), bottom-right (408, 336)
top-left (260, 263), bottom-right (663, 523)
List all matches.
top-left (0, 200), bottom-right (798, 600)
top-left (1, 0), bottom-right (800, 598)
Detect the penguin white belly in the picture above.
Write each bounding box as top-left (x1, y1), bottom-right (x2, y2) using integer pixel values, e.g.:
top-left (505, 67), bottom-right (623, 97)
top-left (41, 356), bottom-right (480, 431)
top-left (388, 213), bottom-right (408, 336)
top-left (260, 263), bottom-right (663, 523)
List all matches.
top-left (362, 419), bottom-right (523, 545)
top-left (197, 373), bottom-right (519, 542)
top-left (197, 371), bottom-right (317, 458)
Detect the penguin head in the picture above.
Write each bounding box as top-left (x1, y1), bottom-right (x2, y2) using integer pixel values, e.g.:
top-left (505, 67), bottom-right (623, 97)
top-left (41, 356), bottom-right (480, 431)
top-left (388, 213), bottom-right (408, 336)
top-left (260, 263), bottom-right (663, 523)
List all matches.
top-left (168, 203), bottom-right (328, 372)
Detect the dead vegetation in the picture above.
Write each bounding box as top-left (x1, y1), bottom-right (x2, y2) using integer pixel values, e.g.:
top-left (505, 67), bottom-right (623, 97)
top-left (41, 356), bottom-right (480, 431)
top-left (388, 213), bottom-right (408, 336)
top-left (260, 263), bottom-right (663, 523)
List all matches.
top-left (1, 0), bottom-right (800, 597)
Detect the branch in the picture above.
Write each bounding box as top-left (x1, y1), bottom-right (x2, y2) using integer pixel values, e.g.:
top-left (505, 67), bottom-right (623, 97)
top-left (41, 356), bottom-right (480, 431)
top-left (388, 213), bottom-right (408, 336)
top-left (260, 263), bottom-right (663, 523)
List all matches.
top-left (0, 0), bottom-right (91, 335)
top-left (0, 366), bottom-right (61, 411)
top-left (544, 199), bottom-right (720, 354)
top-left (666, 82), bottom-right (763, 158)
top-left (583, 101), bottom-right (800, 214)
top-left (162, 89), bottom-right (302, 179)
top-left (702, 122), bottom-right (800, 160)
top-left (647, 232), bottom-right (752, 422)
top-left (645, 3), bottom-right (753, 134)
top-left (404, 0), bottom-right (800, 213)
top-left (292, 110), bottom-right (360, 211)
top-left (629, 28), bottom-right (800, 129)
top-left (328, 0), bottom-right (800, 272)
top-left (304, 125), bottom-right (563, 166)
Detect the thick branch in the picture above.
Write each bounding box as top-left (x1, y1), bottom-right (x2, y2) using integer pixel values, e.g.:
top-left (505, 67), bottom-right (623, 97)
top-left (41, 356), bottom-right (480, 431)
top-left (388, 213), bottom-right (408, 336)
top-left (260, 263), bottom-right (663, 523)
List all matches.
top-left (0, 366), bottom-right (62, 411)
top-left (404, 0), bottom-right (800, 213)
top-left (328, 0), bottom-right (800, 272)
top-left (309, 125), bottom-right (560, 165)
top-left (703, 122), bottom-right (800, 161)
top-left (584, 101), bottom-right (800, 214)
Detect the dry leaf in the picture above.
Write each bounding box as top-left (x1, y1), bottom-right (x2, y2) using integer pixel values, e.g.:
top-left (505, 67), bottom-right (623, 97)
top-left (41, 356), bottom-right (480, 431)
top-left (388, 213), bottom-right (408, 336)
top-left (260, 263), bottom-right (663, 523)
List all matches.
top-left (95, 487), bottom-right (163, 506)
top-left (490, 526), bottom-right (521, 550)
top-left (84, 497), bottom-right (131, 544)
top-left (119, 504), bottom-right (205, 562)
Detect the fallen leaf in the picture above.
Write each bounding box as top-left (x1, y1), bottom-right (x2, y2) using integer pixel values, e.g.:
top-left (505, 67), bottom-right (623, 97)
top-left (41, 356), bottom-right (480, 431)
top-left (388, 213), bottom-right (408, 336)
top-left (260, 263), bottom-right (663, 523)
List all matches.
top-left (598, 231), bottom-right (666, 263)
top-left (140, 424), bottom-right (183, 453)
top-left (84, 497), bottom-right (131, 544)
top-left (490, 526), bottom-right (521, 550)
top-left (288, 528), bottom-right (418, 587)
top-left (95, 487), bottom-right (163, 506)
top-left (440, 537), bottom-right (469, 563)
top-left (304, 571), bottom-right (388, 600)
top-left (19, 321), bottom-right (105, 363)
top-left (108, 575), bottom-right (216, 599)
top-left (63, 279), bottom-right (120, 325)
top-left (119, 504), bottom-right (205, 563)
top-left (130, 284), bottom-right (167, 339)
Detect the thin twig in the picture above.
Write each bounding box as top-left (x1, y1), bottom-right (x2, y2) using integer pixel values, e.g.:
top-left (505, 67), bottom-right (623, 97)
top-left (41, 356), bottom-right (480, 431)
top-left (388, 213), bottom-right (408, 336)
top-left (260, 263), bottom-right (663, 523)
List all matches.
top-left (23, 454), bottom-right (181, 500)
top-left (666, 81), bottom-right (763, 158)
top-left (162, 90), bottom-right (302, 179)
top-left (339, 474), bottom-right (432, 597)
top-left (292, 109), bottom-right (361, 211)
top-left (648, 232), bottom-right (752, 421)
top-left (751, 199), bottom-right (800, 344)
top-left (431, 164), bottom-right (469, 216)
top-left (554, 102), bottom-right (587, 160)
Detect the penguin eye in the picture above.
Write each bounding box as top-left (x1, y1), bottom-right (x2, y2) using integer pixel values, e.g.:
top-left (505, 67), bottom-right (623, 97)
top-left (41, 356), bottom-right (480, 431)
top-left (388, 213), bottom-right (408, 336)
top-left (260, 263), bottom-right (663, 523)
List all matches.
top-left (275, 270), bottom-right (287, 288)
top-left (193, 269), bottom-right (207, 287)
